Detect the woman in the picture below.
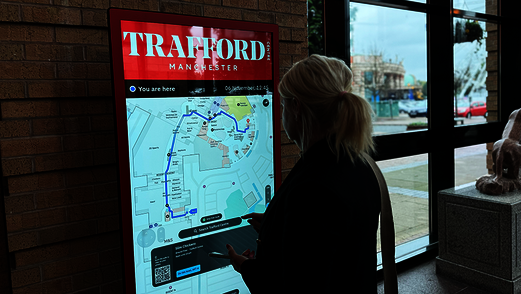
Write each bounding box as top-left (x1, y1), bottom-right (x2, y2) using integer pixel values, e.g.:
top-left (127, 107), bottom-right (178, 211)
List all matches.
top-left (226, 54), bottom-right (381, 293)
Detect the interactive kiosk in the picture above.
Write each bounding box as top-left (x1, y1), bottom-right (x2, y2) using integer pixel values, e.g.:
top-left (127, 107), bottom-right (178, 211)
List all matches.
top-left (109, 9), bottom-right (280, 294)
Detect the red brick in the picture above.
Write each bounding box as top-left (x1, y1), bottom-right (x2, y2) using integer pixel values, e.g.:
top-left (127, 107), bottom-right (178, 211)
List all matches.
top-left (242, 10), bottom-right (275, 23)
top-left (4, 194), bottom-right (35, 214)
top-left (10, 266), bottom-right (41, 288)
top-left (0, 3), bottom-right (21, 22)
top-left (275, 13), bottom-right (306, 28)
top-left (0, 24), bottom-right (54, 42)
top-left (160, 2), bottom-right (203, 16)
top-left (59, 0), bottom-right (109, 9)
top-left (279, 42), bottom-right (303, 55)
top-left (102, 0), bottom-right (158, 11)
top-left (64, 165), bottom-right (117, 187)
top-left (87, 81), bottom-right (112, 96)
top-left (99, 263), bottom-right (123, 282)
top-left (85, 46), bottom-right (110, 62)
top-left (0, 44), bottom-right (23, 60)
top-left (67, 199), bottom-right (118, 222)
top-left (14, 242), bottom-right (68, 267)
top-left (1, 61), bottom-right (56, 80)
top-left (7, 172), bottom-right (64, 195)
top-left (1, 100), bottom-right (60, 119)
top-left (12, 277), bottom-right (73, 294)
top-left (281, 156), bottom-right (297, 169)
top-left (22, 5), bottom-right (81, 25)
top-left (0, 120), bottom-right (31, 138)
top-left (25, 207), bottom-right (68, 229)
top-left (63, 134), bottom-right (94, 151)
top-left (1, 137), bottom-right (63, 157)
top-left (38, 220), bottom-right (97, 246)
top-left (279, 27), bottom-right (291, 41)
top-left (35, 186), bottom-right (94, 209)
top-left (32, 117), bottom-right (91, 136)
top-left (6, 214), bottom-right (23, 232)
top-left (28, 81), bottom-right (86, 98)
top-left (223, 0), bottom-right (258, 9)
top-left (55, 27), bottom-right (108, 45)
top-left (91, 115), bottom-right (114, 131)
top-left (97, 214), bottom-right (120, 233)
top-left (57, 63), bottom-right (87, 79)
top-left (99, 248), bottom-right (122, 266)
top-left (281, 142), bottom-right (300, 156)
top-left (81, 9), bottom-right (107, 27)
top-left (71, 268), bottom-right (102, 290)
top-left (60, 98), bottom-right (113, 116)
top-left (8, 231), bottom-right (39, 252)
top-left (94, 133), bottom-right (115, 148)
top-left (86, 63), bottom-right (111, 79)
top-left (25, 44), bottom-right (85, 61)
top-left (259, 0), bottom-right (291, 13)
top-left (203, 6), bottom-right (242, 20)
top-left (291, 1), bottom-right (306, 15)
top-left (34, 150), bottom-right (94, 172)
top-left (291, 28), bottom-right (306, 41)
top-left (100, 278), bottom-right (124, 294)
top-left (2, 157), bottom-right (32, 176)
top-left (93, 148), bottom-right (117, 165)
top-left (41, 253), bottom-right (99, 280)
top-left (92, 182), bottom-right (117, 201)
top-left (0, 81), bottom-right (25, 99)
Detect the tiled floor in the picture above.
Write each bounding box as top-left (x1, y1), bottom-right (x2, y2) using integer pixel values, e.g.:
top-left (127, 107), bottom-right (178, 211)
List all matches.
top-left (376, 257), bottom-right (492, 294)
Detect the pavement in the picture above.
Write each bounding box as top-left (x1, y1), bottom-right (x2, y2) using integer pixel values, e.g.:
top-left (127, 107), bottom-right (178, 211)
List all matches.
top-left (372, 113), bottom-right (486, 135)
top-left (372, 116), bottom-right (490, 251)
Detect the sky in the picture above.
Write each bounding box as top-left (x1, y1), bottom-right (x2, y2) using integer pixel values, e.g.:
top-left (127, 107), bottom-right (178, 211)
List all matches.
top-left (350, 1), bottom-right (489, 85)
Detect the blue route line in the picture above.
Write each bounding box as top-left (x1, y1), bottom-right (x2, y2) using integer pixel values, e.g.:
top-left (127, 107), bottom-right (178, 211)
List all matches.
top-left (164, 110), bottom-right (250, 218)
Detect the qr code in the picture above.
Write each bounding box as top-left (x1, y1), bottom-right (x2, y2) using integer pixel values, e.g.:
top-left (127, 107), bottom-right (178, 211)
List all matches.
top-left (155, 265), bottom-right (171, 284)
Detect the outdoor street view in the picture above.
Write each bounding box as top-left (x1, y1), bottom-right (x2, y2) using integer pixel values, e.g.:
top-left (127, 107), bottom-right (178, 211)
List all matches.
top-left (307, 0), bottom-right (493, 251)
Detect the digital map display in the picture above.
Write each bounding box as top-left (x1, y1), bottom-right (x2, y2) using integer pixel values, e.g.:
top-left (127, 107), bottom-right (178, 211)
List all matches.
top-left (127, 94), bottom-right (275, 293)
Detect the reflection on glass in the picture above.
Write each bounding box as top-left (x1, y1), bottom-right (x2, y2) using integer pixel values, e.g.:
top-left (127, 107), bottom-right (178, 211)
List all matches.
top-left (453, 19), bottom-right (497, 125)
top-left (453, 0), bottom-right (497, 15)
top-left (350, 3), bottom-right (427, 136)
top-left (455, 143), bottom-right (489, 189)
top-left (376, 154), bottom-right (429, 252)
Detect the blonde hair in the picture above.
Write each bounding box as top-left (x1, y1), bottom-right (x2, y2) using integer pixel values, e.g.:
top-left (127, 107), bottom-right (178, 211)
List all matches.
top-left (278, 54), bottom-right (375, 161)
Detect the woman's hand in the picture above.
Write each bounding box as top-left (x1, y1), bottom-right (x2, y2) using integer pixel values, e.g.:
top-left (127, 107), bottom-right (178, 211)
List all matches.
top-left (226, 244), bottom-right (255, 273)
top-left (241, 213), bottom-right (264, 233)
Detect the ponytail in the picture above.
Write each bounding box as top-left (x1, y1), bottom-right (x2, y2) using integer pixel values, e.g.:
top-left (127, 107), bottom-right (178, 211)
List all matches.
top-left (331, 92), bottom-right (375, 161)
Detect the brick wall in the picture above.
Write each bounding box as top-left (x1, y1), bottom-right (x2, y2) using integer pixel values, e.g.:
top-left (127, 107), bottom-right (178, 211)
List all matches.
top-left (0, 1), bottom-right (307, 293)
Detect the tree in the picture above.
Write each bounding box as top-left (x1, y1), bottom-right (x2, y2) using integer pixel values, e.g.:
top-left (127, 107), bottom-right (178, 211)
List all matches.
top-left (308, 0), bottom-right (324, 55)
top-left (363, 47), bottom-right (392, 102)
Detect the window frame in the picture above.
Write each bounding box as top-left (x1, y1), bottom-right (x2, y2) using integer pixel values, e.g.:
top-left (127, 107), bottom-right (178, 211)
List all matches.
top-left (324, 0), bottom-right (521, 266)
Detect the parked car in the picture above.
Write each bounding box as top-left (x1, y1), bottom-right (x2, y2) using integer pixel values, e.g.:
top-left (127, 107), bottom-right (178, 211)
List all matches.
top-left (455, 101), bottom-right (487, 118)
top-left (408, 100), bottom-right (428, 118)
top-left (399, 100), bottom-right (415, 114)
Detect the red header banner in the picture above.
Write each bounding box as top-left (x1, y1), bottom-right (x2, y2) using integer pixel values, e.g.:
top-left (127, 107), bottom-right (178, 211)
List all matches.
top-left (121, 20), bottom-right (273, 80)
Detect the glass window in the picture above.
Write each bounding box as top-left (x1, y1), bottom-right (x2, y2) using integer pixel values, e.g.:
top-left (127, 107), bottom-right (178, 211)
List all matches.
top-left (454, 0), bottom-right (497, 15)
top-left (453, 19), bottom-right (497, 125)
top-left (350, 2), bottom-right (427, 135)
top-left (376, 154), bottom-right (429, 252)
top-left (455, 143), bottom-right (489, 189)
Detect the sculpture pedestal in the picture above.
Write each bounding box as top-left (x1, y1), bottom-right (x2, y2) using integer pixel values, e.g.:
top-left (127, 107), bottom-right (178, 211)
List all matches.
top-left (437, 186), bottom-right (521, 293)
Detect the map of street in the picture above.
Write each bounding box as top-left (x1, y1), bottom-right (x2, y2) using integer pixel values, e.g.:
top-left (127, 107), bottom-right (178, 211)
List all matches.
top-left (126, 95), bottom-right (275, 293)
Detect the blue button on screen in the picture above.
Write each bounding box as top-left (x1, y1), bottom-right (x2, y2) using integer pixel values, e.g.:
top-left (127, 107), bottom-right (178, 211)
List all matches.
top-left (176, 265), bottom-right (201, 278)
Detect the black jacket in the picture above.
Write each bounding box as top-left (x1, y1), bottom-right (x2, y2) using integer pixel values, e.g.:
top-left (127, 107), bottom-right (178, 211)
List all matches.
top-left (241, 139), bottom-right (381, 293)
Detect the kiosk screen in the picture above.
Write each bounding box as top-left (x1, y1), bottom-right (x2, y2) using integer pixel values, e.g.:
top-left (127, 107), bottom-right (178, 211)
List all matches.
top-left (110, 9), bottom-right (280, 294)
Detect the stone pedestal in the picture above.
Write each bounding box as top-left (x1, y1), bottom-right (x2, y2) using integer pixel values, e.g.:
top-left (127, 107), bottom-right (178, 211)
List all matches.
top-left (437, 186), bottom-right (521, 293)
